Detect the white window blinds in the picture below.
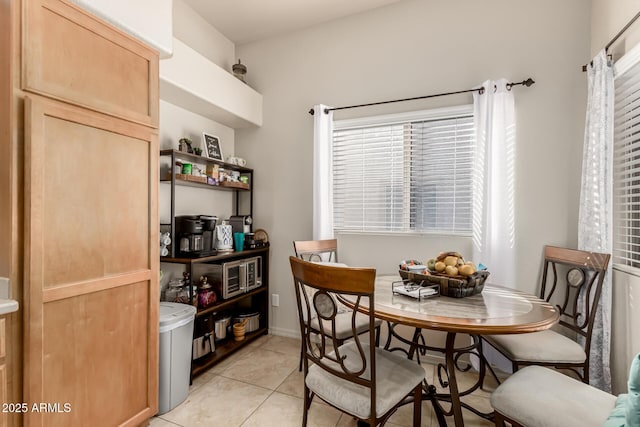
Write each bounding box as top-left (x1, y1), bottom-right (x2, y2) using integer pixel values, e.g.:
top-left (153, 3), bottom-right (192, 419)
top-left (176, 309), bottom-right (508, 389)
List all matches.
top-left (332, 106), bottom-right (474, 234)
top-left (614, 58), bottom-right (640, 268)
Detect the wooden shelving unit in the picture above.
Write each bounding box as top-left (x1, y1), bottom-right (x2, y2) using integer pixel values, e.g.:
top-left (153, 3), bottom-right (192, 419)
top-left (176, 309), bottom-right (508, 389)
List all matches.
top-left (159, 153), bottom-right (268, 379)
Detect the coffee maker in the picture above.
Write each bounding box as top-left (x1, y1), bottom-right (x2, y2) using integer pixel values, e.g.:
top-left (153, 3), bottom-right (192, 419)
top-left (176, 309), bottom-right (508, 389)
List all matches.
top-left (175, 215), bottom-right (218, 257)
top-left (229, 215), bottom-right (252, 235)
top-left (175, 215), bottom-right (203, 256)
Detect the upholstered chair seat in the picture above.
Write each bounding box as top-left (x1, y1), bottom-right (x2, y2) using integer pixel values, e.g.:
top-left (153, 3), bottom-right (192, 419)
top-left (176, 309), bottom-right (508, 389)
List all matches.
top-left (484, 329), bottom-right (586, 364)
top-left (491, 366), bottom-right (616, 427)
top-left (306, 342), bottom-right (425, 419)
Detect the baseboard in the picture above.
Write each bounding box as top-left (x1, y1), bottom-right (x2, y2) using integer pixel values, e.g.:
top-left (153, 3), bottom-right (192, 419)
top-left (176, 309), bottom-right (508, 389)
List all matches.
top-left (268, 326), bottom-right (300, 339)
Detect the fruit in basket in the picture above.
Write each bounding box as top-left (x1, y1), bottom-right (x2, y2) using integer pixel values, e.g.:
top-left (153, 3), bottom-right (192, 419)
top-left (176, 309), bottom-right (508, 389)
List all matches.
top-left (426, 252), bottom-right (480, 277)
top-left (445, 265), bottom-right (459, 276)
top-left (444, 256), bottom-right (458, 266)
top-left (458, 264), bottom-right (475, 276)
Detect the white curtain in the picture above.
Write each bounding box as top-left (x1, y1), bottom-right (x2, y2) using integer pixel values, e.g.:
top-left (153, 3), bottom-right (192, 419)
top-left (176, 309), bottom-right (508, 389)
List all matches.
top-left (578, 50), bottom-right (614, 392)
top-left (472, 79), bottom-right (517, 287)
top-left (313, 104), bottom-right (334, 240)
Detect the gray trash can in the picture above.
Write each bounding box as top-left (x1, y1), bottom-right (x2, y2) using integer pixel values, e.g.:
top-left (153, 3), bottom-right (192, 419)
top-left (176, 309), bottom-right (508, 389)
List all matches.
top-left (158, 302), bottom-right (197, 415)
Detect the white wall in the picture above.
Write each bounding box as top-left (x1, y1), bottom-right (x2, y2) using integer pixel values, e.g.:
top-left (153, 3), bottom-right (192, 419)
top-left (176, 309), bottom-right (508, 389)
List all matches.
top-left (69, 0), bottom-right (173, 57)
top-left (173, 0), bottom-right (235, 70)
top-left (236, 0), bottom-right (590, 337)
top-left (159, 1), bottom-right (239, 290)
top-left (591, 0), bottom-right (640, 395)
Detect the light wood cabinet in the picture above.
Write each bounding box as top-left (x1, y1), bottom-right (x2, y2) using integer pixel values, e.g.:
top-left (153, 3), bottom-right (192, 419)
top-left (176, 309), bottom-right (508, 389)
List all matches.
top-left (1, 0), bottom-right (160, 426)
top-left (23, 0), bottom-right (159, 127)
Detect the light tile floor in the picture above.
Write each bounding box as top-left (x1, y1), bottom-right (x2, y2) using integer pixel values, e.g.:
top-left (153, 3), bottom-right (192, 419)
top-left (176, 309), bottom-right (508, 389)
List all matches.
top-left (151, 335), bottom-right (497, 427)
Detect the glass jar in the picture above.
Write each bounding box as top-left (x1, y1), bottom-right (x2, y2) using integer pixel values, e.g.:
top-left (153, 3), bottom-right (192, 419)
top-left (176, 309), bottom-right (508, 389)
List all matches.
top-left (177, 286), bottom-right (197, 307)
top-left (165, 279), bottom-right (183, 302)
top-left (198, 284), bottom-right (217, 308)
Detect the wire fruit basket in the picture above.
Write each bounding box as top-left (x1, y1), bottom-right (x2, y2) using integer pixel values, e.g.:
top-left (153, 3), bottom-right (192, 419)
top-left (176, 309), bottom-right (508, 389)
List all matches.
top-left (398, 269), bottom-right (490, 298)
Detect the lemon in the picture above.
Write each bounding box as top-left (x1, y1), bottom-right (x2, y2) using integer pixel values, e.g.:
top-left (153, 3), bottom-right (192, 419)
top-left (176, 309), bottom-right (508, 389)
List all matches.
top-left (445, 265), bottom-right (459, 276)
top-left (459, 265), bottom-right (474, 276)
top-left (444, 256), bottom-right (458, 266)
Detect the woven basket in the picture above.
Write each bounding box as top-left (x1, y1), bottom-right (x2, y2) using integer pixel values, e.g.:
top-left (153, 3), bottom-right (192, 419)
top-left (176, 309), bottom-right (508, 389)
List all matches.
top-left (398, 269), bottom-right (490, 298)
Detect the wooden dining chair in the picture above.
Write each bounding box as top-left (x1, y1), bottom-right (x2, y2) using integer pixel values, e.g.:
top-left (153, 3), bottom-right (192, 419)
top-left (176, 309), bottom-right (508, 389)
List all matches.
top-left (293, 239), bottom-right (382, 371)
top-left (481, 246), bottom-right (610, 383)
top-left (289, 257), bottom-right (424, 427)
top-left (293, 238), bottom-right (339, 263)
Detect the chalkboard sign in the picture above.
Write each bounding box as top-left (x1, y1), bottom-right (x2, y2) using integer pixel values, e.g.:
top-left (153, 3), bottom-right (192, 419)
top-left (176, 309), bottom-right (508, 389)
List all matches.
top-left (202, 133), bottom-right (223, 161)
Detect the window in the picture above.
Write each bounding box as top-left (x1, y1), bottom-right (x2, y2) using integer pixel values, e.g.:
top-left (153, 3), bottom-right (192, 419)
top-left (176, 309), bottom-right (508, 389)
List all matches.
top-left (614, 55), bottom-right (640, 268)
top-left (332, 106), bottom-right (474, 234)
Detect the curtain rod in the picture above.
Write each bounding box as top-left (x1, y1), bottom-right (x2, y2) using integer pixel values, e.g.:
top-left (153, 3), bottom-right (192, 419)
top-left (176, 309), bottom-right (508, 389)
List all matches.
top-left (308, 78), bottom-right (535, 115)
top-left (582, 10), bottom-right (640, 72)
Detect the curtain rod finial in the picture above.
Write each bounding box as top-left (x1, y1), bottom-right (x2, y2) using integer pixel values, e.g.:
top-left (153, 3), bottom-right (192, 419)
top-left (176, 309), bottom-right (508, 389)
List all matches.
top-left (524, 78), bottom-right (535, 87)
top-left (309, 108), bottom-right (315, 115)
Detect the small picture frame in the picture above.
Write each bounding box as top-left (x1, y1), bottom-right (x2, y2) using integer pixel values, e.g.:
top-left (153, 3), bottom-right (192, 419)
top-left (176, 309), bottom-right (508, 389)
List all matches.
top-left (202, 133), bottom-right (223, 161)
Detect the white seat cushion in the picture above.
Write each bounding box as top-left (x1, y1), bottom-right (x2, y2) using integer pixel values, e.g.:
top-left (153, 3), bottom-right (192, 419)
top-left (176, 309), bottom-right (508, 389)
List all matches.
top-left (484, 329), bottom-right (586, 364)
top-left (491, 365), bottom-right (616, 427)
top-left (310, 312), bottom-right (382, 341)
top-left (306, 342), bottom-right (424, 419)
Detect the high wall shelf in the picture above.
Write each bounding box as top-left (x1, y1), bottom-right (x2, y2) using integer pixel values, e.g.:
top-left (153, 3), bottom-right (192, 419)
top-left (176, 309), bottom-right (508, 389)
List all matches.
top-left (160, 38), bottom-right (263, 128)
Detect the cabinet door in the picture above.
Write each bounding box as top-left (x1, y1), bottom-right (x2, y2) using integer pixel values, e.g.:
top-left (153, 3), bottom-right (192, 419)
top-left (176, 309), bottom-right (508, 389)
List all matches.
top-left (23, 0), bottom-right (159, 127)
top-left (24, 96), bottom-right (158, 427)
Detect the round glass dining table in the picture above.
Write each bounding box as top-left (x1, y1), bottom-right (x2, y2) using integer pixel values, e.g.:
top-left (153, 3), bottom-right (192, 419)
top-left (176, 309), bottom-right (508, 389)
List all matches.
top-left (341, 274), bottom-right (559, 427)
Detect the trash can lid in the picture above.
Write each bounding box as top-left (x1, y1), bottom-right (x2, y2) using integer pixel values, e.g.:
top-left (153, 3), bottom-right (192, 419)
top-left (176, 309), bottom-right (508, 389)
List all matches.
top-left (159, 302), bottom-right (197, 333)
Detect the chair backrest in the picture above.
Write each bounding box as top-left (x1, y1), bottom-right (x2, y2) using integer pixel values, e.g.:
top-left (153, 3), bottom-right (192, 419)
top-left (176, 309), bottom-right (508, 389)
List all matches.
top-left (293, 239), bottom-right (338, 263)
top-left (289, 256), bottom-right (377, 406)
top-left (540, 246), bottom-right (610, 354)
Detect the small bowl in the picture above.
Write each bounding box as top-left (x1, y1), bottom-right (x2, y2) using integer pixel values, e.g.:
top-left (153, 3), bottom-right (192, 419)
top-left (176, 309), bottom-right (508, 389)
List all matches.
top-left (407, 264), bottom-right (427, 272)
top-left (399, 260), bottom-right (422, 270)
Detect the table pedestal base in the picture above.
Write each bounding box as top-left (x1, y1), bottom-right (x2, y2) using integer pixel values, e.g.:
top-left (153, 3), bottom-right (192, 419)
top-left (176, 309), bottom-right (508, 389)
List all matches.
top-left (384, 322), bottom-right (501, 427)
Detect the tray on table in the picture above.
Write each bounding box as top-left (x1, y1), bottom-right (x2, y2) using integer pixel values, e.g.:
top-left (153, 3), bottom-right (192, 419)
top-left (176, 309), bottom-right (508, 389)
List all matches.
top-left (398, 269), bottom-right (490, 298)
